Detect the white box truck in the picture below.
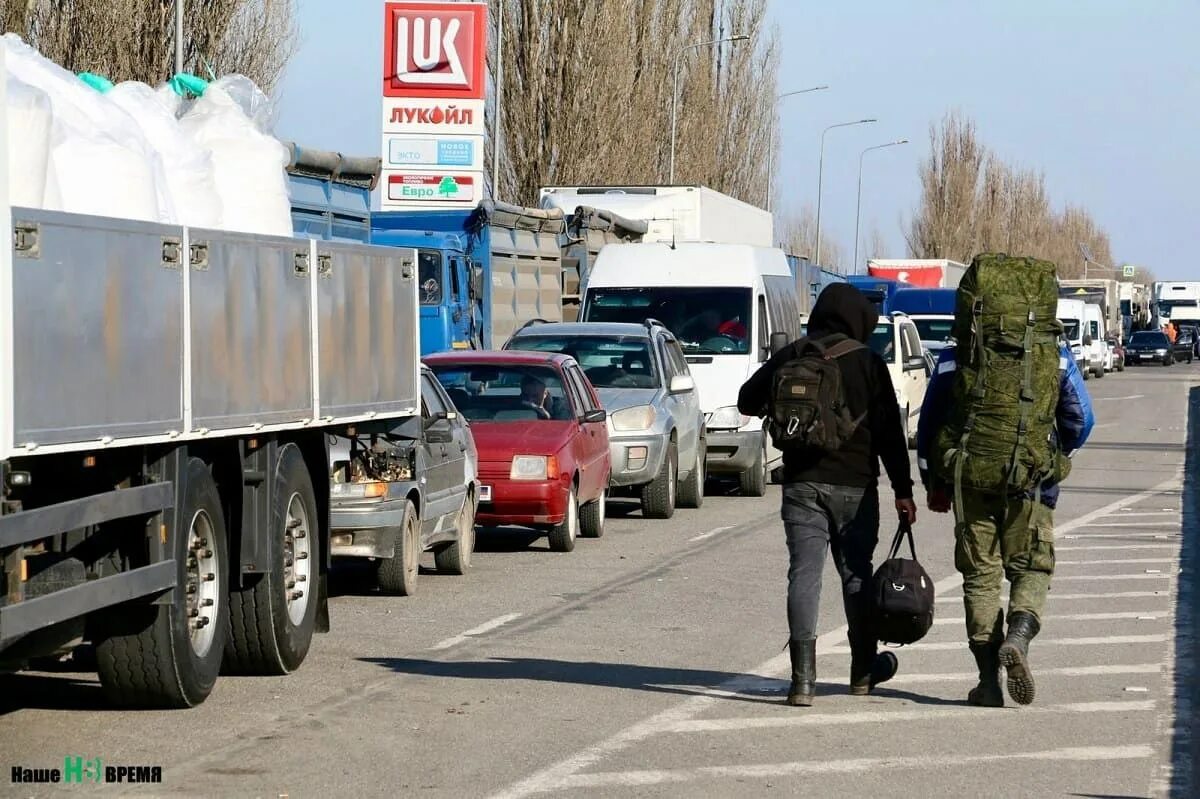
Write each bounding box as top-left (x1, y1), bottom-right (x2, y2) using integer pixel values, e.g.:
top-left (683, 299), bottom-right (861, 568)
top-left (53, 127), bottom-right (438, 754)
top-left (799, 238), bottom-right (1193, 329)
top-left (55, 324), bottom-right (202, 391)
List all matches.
top-left (866, 259), bottom-right (967, 289)
top-left (539, 185), bottom-right (773, 247)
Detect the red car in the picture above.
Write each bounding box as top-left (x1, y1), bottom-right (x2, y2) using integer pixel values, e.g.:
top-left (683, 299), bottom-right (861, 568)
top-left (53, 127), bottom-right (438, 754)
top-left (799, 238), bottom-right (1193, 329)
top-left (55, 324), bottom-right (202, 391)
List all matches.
top-left (425, 351), bottom-right (611, 552)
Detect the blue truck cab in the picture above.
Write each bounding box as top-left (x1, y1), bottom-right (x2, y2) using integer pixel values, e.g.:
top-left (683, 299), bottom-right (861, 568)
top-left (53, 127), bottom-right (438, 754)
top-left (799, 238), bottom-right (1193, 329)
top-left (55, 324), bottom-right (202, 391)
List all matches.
top-left (846, 274), bottom-right (912, 314)
top-left (890, 287), bottom-right (958, 354)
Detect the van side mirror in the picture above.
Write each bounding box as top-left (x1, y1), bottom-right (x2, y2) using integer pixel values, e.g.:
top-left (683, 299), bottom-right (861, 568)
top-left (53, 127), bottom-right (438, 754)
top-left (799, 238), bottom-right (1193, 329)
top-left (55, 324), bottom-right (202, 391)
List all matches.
top-left (769, 331), bottom-right (790, 356)
top-left (1083, 335), bottom-right (1093, 346)
top-left (904, 355), bottom-right (927, 372)
top-left (668, 375), bottom-right (695, 394)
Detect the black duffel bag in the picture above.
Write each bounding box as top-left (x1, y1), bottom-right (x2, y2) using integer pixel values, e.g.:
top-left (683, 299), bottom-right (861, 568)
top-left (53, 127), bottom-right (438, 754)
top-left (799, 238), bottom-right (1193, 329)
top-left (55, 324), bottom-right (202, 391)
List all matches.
top-left (872, 521), bottom-right (934, 645)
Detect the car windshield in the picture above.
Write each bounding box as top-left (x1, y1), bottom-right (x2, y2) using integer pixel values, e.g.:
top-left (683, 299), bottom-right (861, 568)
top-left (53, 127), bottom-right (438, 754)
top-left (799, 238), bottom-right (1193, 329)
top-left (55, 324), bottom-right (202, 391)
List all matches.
top-left (507, 335), bottom-right (658, 389)
top-left (1129, 332), bottom-right (1168, 347)
top-left (1061, 318), bottom-right (1081, 340)
top-left (912, 318), bottom-right (954, 344)
top-left (868, 322), bottom-right (896, 360)
top-left (429, 364), bottom-right (574, 422)
top-left (584, 287), bottom-right (752, 355)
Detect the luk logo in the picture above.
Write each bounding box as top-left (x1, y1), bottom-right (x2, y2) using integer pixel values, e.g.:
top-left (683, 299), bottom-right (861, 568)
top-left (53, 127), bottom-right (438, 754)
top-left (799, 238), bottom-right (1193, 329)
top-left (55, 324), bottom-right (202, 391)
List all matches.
top-left (384, 2), bottom-right (487, 100)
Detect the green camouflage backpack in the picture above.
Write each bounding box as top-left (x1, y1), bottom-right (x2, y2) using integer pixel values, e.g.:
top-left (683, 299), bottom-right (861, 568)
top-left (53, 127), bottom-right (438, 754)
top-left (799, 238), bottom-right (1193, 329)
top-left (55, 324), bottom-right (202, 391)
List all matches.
top-left (931, 253), bottom-right (1064, 499)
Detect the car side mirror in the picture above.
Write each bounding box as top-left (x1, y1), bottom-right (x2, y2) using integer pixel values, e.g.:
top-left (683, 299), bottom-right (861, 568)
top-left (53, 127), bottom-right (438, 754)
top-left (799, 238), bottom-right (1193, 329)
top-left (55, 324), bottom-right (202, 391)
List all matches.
top-left (470, 262), bottom-right (483, 299)
top-left (668, 375), bottom-right (695, 394)
top-left (425, 416), bottom-right (453, 443)
top-left (582, 408), bottom-right (606, 424)
top-left (904, 355), bottom-right (927, 372)
top-left (769, 331), bottom-right (790, 356)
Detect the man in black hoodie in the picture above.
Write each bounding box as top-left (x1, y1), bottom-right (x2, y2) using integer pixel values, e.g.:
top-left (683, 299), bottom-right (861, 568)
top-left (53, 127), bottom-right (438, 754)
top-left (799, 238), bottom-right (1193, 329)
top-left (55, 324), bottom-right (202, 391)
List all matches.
top-left (738, 284), bottom-right (916, 706)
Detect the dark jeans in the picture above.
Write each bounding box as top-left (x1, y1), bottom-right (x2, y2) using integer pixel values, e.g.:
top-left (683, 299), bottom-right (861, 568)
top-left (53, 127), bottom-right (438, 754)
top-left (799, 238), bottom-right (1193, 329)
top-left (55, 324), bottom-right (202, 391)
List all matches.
top-left (781, 482), bottom-right (880, 650)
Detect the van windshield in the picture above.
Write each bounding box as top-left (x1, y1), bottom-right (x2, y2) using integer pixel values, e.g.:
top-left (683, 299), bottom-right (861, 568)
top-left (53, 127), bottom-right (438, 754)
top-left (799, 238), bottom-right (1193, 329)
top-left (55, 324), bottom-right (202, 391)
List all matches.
top-left (584, 287), bottom-right (753, 355)
top-left (1061, 318), bottom-right (1081, 340)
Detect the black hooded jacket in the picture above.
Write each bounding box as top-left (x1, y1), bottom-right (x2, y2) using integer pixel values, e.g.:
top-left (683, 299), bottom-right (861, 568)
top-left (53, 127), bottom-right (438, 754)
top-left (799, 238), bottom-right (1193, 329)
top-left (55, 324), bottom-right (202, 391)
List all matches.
top-left (737, 284), bottom-right (913, 498)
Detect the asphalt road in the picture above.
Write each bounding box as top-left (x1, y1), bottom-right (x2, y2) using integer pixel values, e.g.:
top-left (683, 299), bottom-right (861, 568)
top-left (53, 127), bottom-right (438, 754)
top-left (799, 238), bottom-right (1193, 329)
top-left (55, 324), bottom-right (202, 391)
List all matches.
top-left (2, 363), bottom-right (1197, 799)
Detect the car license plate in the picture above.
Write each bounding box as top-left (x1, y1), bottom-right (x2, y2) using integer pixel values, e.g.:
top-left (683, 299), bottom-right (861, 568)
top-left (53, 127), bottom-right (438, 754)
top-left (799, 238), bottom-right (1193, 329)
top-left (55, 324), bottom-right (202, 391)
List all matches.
top-left (480, 485), bottom-right (492, 502)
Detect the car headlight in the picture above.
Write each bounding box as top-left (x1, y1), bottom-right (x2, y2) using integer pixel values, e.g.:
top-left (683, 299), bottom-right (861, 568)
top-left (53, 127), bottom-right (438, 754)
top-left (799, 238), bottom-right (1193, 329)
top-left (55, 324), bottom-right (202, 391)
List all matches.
top-left (330, 480), bottom-right (387, 500)
top-left (510, 454), bottom-right (558, 480)
top-left (610, 405), bottom-right (656, 432)
top-left (1156, 349), bottom-right (1168, 355)
top-left (708, 405), bottom-right (750, 430)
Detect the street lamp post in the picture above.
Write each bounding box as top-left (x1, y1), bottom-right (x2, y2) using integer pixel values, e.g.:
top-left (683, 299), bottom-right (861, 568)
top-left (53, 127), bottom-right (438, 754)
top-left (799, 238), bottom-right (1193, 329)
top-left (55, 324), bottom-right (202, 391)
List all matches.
top-left (853, 139), bottom-right (908, 274)
top-left (669, 34), bottom-right (750, 184)
top-left (175, 0), bottom-right (184, 75)
top-left (814, 118), bottom-right (876, 267)
top-left (765, 85), bottom-right (829, 211)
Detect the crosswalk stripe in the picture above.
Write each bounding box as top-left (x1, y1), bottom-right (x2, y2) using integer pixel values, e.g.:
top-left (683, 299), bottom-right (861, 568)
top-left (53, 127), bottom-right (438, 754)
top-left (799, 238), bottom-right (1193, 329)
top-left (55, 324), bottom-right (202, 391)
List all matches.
top-left (936, 591), bottom-right (1168, 603)
top-left (1079, 522), bottom-right (1179, 528)
top-left (1057, 558), bottom-right (1175, 565)
top-left (824, 634), bottom-right (1167, 654)
top-left (551, 746), bottom-right (1155, 790)
top-left (934, 611), bottom-right (1161, 624)
top-left (657, 701), bottom-right (1154, 734)
top-left (1056, 545), bottom-right (1177, 552)
top-left (1053, 573), bottom-right (1174, 581)
top-left (887, 664), bottom-right (1161, 684)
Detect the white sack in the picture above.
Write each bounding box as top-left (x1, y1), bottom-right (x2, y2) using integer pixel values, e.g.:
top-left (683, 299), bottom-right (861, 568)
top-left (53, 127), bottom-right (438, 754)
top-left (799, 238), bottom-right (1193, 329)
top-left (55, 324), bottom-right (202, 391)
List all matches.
top-left (6, 75), bottom-right (52, 207)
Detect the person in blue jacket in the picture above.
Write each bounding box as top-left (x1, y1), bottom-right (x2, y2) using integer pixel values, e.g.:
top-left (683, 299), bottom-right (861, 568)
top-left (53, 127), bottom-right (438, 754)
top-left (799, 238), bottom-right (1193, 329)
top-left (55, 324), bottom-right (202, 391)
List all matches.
top-left (916, 340), bottom-right (1095, 706)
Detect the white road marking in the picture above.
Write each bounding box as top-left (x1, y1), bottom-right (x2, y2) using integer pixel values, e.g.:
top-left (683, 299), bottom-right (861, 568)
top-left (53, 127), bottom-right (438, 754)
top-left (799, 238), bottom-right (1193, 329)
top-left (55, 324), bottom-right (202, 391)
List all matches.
top-left (1115, 511), bottom-right (1179, 517)
top-left (551, 746), bottom-right (1155, 790)
top-left (430, 613), bottom-right (523, 651)
top-left (688, 525), bottom-right (733, 542)
top-left (1053, 574), bottom-right (1174, 581)
top-left (1097, 395), bottom-right (1145, 401)
top-left (1078, 522), bottom-right (1180, 529)
top-left (936, 591), bottom-right (1168, 603)
top-left (490, 476), bottom-right (1182, 799)
top-left (934, 611), bottom-right (1161, 624)
top-left (1056, 544), bottom-right (1177, 552)
top-left (659, 701), bottom-right (1154, 734)
top-left (1064, 534), bottom-right (1177, 540)
top-left (887, 664), bottom-right (1161, 684)
top-left (824, 634), bottom-right (1168, 654)
top-left (1057, 558), bottom-right (1175, 565)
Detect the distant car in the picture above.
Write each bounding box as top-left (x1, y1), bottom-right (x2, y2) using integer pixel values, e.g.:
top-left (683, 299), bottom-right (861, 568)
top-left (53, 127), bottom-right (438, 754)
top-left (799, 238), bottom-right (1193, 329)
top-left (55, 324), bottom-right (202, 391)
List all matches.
top-left (1125, 330), bottom-right (1173, 366)
top-left (329, 367), bottom-right (478, 596)
top-left (868, 313), bottom-right (928, 446)
top-left (426, 351), bottom-right (611, 552)
top-left (1173, 329), bottom-right (1195, 364)
top-left (504, 320), bottom-right (707, 519)
top-left (1105, 339), bottom-right (1126, 372)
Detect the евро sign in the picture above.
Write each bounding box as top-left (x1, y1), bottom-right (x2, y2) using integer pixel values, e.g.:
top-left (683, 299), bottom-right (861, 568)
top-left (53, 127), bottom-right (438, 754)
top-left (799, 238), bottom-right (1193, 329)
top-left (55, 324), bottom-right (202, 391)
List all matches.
top-left (381, 1), bottom-right (487, 210)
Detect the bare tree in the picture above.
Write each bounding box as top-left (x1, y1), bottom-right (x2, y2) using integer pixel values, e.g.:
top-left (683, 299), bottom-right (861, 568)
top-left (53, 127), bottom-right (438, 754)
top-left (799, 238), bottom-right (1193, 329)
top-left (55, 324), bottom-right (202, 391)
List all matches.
top-left (488, 0), bottom-right (778, 206)
top-left (3, 0), bottom-right (297, 93)
top-left (777, 204), bottom-right (844, 270)
top-left (864, 225), bottom-right (890, 261)
top-left (905, 111), bottom-right (984, 262)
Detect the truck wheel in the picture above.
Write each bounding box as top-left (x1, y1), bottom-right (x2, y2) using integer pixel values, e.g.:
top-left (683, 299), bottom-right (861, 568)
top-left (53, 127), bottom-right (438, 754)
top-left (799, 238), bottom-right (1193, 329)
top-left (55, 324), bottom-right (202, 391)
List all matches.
top-left (224, 443), bottom-right (320, 675)
top-left (435, 494), bottom-right (474, 575)
top-left (641, 443), bottom-right (677, 519)
top-left (548, 487), bottom-right (579, 552)
top-left (378, 500), bottom-right (420, 594)
top-left (677, 440), bottom-right (706, 509)
top-left (738, 437), bottom-right (768, 498)
top-left (580, 487), bottom-right (606, 538)
top-left (95, 457), bottom-right (229, 708)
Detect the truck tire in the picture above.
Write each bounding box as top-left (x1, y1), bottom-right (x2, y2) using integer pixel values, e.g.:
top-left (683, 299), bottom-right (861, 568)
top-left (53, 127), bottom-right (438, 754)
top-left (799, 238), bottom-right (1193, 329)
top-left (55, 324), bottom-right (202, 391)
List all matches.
top-left (378, 500), bottom-right (420, 594)
top-left (548, 487), bottom-right (579, 552)
top-left (224, 443), bottom-right (320, 675)
top-left (677, 439), bottom-right (706, 509)
top-left (580, 487), bottom-right (606, 538)
top-left (641, 443), bottom-right (677, 519)
top-left (435, 493), bottom-right (475, 575)
top-left (95, 457), bottom-right (229, 708)
top-left (739, 436), bottom-right (768, 498)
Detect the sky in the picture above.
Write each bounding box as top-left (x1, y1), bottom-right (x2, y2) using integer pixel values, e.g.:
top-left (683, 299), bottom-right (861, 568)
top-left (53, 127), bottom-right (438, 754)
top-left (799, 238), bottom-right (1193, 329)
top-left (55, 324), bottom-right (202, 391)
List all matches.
top-left (276, 0), bottom-right (1200, 279)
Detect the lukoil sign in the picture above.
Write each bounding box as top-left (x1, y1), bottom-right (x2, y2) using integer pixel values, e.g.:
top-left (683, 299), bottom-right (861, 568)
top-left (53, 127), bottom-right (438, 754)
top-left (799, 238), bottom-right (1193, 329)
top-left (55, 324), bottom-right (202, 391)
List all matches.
top-left (387, 173), bottom-right (477, 203)
top-left (383, 2), bottom-right (487, 100)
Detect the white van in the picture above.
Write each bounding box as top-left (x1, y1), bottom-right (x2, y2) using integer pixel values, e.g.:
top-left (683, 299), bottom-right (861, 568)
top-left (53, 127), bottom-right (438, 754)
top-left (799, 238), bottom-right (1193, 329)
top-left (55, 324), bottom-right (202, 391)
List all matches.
top-left (1082, 302), bottom-right (1106, 378)
top-left (1057, 298), bottom-right (1088, 378)
top-left (580, 242), bottom-right (803, 497)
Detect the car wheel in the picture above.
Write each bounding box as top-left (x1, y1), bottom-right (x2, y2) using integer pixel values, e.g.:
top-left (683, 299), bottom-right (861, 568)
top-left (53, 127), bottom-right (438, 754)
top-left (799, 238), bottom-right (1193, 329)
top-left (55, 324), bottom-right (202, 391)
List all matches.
top-left (580, 487), bottom-right (606, 538)
top-left (434, 492), bottom-right (475, 575)
top-left (378, 500), bottom-right (420, 595)
top-left (738, 435), bottom-right (768, 498)
top-left (677, 439), bottom-right (706, 509)
top-left (548, 486), bottom-right (579, 552)
top-left (641, 443), bottom-right (677, 519)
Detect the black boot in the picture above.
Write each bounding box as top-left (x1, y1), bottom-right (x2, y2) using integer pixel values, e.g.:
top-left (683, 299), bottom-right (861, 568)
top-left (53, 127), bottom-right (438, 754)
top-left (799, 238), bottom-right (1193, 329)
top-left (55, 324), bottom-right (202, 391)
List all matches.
top-left (787, 639), bottom-right (816, 706)
top-left (999, 611), bottom-right (1041, 706)
top-left (849, 647), bottom-right (898, 696)
top-left (967, 641), bottom-right (1004, 707)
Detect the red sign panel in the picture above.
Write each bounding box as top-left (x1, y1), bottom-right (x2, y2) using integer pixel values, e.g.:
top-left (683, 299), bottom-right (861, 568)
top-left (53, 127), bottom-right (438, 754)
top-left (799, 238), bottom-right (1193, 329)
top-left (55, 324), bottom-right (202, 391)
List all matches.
top-left (868, 264), bottom-right (945, 288)
top-left (383, 2), bottom-right (487, 100)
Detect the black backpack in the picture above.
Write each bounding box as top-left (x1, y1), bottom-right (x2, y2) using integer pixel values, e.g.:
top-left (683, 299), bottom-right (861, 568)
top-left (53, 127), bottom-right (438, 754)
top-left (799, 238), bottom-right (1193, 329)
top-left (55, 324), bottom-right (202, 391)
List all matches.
top-left (871, 522), bottom-right (935, 645)
top-left (767, 335), bottom-right (866, 451)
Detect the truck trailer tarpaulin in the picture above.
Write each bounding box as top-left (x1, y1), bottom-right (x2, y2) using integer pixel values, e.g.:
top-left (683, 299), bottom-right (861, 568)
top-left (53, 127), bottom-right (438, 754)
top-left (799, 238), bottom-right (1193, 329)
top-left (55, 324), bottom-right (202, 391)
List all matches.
top-left (867, 259), bottom-right (966, 288)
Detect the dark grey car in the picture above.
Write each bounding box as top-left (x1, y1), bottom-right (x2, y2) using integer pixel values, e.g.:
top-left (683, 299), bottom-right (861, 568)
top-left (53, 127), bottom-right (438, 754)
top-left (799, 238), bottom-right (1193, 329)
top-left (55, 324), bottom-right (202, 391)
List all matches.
top-left (329, 367), bottom-right (478, 595)
top-left (504, 320), bottom-right (706, 519)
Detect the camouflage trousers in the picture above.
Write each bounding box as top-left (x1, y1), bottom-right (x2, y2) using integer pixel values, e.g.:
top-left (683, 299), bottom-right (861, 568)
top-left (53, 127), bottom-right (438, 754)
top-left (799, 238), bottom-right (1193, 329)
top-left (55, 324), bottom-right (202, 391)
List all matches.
top-left (955, 492), bottom-right (1056, 644)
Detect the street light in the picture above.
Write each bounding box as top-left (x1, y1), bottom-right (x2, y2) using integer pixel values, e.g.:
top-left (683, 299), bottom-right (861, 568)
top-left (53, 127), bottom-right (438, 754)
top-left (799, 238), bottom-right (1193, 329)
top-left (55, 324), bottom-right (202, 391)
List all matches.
top-left (853, 139), bottom-right (908, 274)
top-left (765, 85), bottom-right (830, 211)
top-left (814, 118), bottom-right (876, 267)
top-left (669, 34), bottom-right (750, 183)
